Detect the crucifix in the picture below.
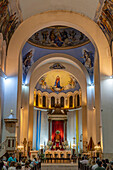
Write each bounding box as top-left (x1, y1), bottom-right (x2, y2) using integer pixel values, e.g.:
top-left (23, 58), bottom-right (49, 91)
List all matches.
top-left (23, 138), bottom-right (27, 158)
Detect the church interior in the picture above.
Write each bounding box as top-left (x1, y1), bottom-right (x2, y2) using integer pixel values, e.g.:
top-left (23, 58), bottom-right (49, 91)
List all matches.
top-left (0, 0), bottom-right (113, 169)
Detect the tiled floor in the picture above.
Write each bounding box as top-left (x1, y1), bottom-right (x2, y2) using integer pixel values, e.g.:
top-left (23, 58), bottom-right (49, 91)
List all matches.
top-left (41, 163), bottom-right (78, 170)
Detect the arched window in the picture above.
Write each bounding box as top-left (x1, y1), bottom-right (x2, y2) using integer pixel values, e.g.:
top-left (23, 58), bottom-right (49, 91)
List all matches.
top-left (51, 96), bottom-right (55, 107)
top-left (77, 94), bottom-right (80, 106)
top-left (74, 95), bottom-right (76, 107)
top-left (43, 96), bottom-right (46, 107)
top-left (69, 96), bottom-right (73, 108)
top-left (60, 96), bottom-right (64, 107)
top-left (36, 94), bottom-right (38, 106)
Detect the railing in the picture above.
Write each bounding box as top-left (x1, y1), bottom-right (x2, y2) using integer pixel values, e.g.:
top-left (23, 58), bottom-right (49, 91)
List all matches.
top-left (0, 137), bottom-right (16, 158)
top-left (0, 139), bottom-right (7, 158)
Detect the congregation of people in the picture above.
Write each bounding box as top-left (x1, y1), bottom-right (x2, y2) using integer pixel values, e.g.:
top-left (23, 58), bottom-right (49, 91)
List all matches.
top-left (0, 153), bottom-right (41, 170)
top-left (79, 155), bottom-right (113, 170)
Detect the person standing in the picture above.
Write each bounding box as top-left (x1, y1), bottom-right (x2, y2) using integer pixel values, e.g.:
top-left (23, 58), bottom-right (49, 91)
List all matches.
top-left (7, 154), bottom-right (17, 167)
top-left (95, 161), bottom-right (105, 170)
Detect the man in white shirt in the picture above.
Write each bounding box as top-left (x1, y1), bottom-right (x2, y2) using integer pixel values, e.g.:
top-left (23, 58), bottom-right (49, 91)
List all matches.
top-left (92, 159), bottom-right (99, 170)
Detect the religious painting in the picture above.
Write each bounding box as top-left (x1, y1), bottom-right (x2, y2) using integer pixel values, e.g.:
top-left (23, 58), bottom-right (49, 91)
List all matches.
top-left (80, 49), bottom-right (94, 82)
top-left (22, 36), bottom-right (95, 84)
top-left (94, 0), bottom-right (105, 21)
top-left (0, 0), bottom-right (19, 46)
top-left (95, 0), bottom-right (113, 44)
top-left (28, 26), bottom-right (89, 49)
top-left (22, 48), bottom-right (35, 83)
top-left (35, 70), bottom-right (80, 93)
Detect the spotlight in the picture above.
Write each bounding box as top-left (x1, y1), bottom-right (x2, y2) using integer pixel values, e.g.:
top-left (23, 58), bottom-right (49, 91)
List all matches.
top-left (88, 83), bottom-right (94, 87)
top-left (110, 75), bottom-right (113, 79)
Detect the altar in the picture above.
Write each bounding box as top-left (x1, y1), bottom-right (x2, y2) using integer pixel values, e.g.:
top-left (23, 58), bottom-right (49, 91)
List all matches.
top-left (48, 101), bottom-right (68, 148)
top-left (45, 150), bottom-right (72, 163)
top-left (45, 150), bottom-right (71, 159)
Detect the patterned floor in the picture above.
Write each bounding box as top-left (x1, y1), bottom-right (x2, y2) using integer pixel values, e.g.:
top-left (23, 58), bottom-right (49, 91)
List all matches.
top-left (41, 163), bottom-right (78, 170)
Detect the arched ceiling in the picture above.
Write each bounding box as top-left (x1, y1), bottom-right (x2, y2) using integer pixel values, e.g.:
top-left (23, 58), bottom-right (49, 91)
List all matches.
top-left (22, 26), bottom-right (95, 84)
top-left (1, 0), bottom-right (113, 61)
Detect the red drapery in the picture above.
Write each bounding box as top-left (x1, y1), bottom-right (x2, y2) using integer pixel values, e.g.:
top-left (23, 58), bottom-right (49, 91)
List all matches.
top-left (52, 120), bottom-right (64, 142)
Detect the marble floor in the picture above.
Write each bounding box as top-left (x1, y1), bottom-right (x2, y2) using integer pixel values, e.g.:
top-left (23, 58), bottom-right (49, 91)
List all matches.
top-left (41, 163), bottom-right (78, 170)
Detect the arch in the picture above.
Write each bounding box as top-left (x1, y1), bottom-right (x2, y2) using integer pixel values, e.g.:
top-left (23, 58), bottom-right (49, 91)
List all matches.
top-left (42, 96), bottom-right (46, 107)
top-left (51, 96), bottom-right (55, 107)
top-left (6, 10), bottom-right (111, 77)
top-left (77, 94), bottom-right (80, 107)
top-left (36, 94), bottom-right (38, 106)
top-left (29, 59), bottom-right (88, 106)
top-left (5, 10), bottom-right (112, 150)
top-left (60, 96), bottom-right (64, 107)
top-left (69, 96), bottom-right (73, 108)
top-left (28, 56), bottom-right (88, 142)
top-left (26, 53), bottom-right (90, 85)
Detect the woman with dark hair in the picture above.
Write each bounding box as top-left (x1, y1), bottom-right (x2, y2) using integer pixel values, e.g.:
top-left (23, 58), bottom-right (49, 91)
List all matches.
top-left (16, 163), bottom-right (21, 170)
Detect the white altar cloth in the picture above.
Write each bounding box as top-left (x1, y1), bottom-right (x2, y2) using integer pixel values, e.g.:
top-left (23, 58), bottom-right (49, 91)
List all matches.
top-left (45, 150), bottom-right (71, 158)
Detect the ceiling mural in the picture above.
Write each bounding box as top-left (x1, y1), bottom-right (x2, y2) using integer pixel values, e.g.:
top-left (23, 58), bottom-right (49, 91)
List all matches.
top-left (28, 26), bottom-right (89, 50)
top-left (0, 0), bottom-right (22, 47)
top-left (95, 0), bottom-right (113, 44)
top-left (35, 70), bottom-right (80, 93)
top-left (22, 27), bottom-right (95, 85)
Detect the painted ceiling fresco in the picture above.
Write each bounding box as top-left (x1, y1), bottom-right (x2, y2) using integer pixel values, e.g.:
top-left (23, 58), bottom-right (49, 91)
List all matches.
top-left (35, 70), bottom-right (80, 93)
top-left (22, 40), bottom-right (95, 85)
top-left (28, 26), bottom-right (89, 49)
top-left (95, 0), bottom-right (113, 44)
top-left (0, 0), bottom-right (21, 47)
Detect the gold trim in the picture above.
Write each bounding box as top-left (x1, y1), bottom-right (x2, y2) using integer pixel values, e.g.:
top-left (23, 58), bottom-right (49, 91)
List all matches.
top-left (28, 40), bottom-right (90, 50)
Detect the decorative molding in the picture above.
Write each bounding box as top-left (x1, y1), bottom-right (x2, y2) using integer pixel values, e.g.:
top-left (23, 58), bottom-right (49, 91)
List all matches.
top-left (49, 63), bottom-right (65, 70)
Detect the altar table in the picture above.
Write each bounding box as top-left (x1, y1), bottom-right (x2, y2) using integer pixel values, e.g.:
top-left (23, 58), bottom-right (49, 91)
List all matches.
top-left (45, 150), bottom-right (71, 159)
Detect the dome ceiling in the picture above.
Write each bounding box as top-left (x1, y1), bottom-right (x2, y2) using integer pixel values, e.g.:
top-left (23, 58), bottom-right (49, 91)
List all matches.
top-left (22, 25), bottom-right (95, 85)
top-left (28, 26), bottom-right (89, 50)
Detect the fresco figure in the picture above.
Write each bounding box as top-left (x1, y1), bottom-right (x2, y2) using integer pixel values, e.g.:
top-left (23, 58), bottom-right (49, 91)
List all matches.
top-left (81, 50), bottom-right (92, 69)
top-left (49, 29), bottom-right (56, 42)
top-left (54, 76), bottom-right (62, 89)
top-left (23, 50), bottom-right (33, 67)
top-left (23, 49), bottom-right (34, 83)
top-left (54, 31), bottom-right (63, 47)
top-left (41, 30), bottom-right (48, 43)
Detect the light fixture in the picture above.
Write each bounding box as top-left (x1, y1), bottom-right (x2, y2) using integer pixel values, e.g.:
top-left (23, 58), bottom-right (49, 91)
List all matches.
top-left (88, 83), bottom-right (94, 87)
top-left (93, 106), bottom-right (95, 110)
top-left (110, 75), bottom-right (113, 79)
